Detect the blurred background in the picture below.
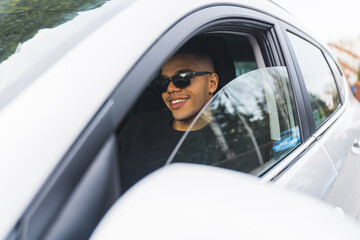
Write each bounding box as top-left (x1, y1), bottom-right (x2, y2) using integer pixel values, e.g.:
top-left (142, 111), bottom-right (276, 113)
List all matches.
top-left (274, 0), bottom-right (360, 86)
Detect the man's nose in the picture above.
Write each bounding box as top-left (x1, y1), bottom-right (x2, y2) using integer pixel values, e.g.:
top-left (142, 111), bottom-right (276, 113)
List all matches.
top-left (167, 81), bottom-right (181, 93)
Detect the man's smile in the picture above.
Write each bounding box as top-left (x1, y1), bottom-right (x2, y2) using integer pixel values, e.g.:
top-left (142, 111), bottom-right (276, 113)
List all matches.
top-left (168, 96), bottom-right (189, 109)
top-left (171, 98), bottom-right (187, 104)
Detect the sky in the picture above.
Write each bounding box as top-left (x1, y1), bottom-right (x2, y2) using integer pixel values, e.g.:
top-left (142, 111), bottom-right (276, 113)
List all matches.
top-left (273, 0), bottom-right (360, 43)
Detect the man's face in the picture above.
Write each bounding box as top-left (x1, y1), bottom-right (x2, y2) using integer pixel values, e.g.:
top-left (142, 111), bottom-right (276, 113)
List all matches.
top-left (161, 53), bottom-right (218, 130)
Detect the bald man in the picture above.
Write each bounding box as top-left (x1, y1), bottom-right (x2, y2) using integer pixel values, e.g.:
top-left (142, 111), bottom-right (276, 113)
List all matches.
top-left (118, 44), bottom-right (221, 191)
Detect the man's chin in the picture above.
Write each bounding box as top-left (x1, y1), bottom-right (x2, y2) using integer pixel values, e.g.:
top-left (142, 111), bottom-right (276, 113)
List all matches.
top-left (172, 114), bottom-right (196, 124)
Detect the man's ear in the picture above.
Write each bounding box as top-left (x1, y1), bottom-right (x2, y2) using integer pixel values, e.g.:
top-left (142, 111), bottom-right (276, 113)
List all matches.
top-left (208, 73), bottom-right (219, 94)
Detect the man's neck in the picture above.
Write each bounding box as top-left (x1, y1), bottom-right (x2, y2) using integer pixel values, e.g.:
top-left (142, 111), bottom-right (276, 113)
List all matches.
top-left (172, 109), bottom-right (212, 131)
top-left (172, 119), bottom-right (192, 131)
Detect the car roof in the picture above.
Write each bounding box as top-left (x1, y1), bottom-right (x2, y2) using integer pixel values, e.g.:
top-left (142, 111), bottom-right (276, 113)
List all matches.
top-left (0, 0), bottom-right (309, 237)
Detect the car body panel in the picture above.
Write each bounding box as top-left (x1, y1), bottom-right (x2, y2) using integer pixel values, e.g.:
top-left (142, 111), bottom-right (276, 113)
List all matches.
top-left (326, 136), bottom-right (360, 220)
top-left (323, 91), bottom-right (360, 219)
top-left (273, 136), bottom-right (337, 199)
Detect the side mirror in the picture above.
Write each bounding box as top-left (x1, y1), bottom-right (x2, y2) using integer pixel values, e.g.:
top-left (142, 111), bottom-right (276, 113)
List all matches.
top-left (91, 163), bottom-right (360, 240)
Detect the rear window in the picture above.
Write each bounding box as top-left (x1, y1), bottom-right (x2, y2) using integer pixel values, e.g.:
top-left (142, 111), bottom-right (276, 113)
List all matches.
top-left (287, 32), bottom-right (340, 127)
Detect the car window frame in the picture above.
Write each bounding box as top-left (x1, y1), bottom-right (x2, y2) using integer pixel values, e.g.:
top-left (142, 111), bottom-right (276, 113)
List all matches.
top-left (113, 10), bottom-right (312, 180)
top-left (112, 9), bottom-right (315, 182)
top-left (324, 52), bottom-right (346, 103)
top-left (279, 22), bottom-right (344, 136)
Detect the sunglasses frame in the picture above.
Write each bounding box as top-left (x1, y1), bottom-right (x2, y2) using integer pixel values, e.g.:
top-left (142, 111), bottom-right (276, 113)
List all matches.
top-left (154, 71), bottom-right (212, 92)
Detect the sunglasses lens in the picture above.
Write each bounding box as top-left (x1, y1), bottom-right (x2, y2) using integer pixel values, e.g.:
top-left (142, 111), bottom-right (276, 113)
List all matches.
top-left (154, 77), bottom-right (169, 92)
top-left (173, 74), bottom-right (190, 88)
top-left (154, 73), bottom-right (191, 92)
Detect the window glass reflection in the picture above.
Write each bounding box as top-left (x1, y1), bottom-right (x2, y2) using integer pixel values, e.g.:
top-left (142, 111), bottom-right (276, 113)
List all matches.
top-left (168, 67), bottom-right (300, 175)
top-left (325, 53), bottom-right (344, 102)
top-left (288, 33), bottom-right (340, 127)
top-left (0, 0), bottom-right (127, 109)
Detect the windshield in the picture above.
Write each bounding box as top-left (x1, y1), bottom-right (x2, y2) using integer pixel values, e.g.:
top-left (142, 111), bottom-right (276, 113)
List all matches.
top-left (167, 67), bottom-right (301, 176)
top-left (0, 0), bottom-right (131, 110)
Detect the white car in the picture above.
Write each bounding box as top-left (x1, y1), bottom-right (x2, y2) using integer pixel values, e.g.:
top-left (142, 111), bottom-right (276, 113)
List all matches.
top-left (1, 0), bottom-right (360, 239)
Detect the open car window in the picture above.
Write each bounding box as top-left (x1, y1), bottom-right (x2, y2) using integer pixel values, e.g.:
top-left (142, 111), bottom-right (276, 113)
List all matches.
top-left (167, 66), bottom-right (301, 175)
top-left (117, 28), bottom-right (288, 191)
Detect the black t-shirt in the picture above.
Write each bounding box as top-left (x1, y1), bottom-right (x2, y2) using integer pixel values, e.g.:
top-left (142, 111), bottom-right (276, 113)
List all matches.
top-left (118, 109), bottom-right (183, 191)
top-left (118, 108), bottom-right (224, 192)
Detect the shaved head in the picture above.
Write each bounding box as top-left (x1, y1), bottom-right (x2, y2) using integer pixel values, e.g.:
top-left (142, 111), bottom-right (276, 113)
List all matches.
top-left (172, 39), bottom-right (215, 73)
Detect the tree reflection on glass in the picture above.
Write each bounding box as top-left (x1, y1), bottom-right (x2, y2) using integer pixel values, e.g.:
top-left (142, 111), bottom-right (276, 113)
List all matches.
top-left (287, 32), bottom-right (341, 128)
top-left (169, 67), bottom-right (301, 176)
top-left (0, 0), bottom-right (109, 63)
top-left (308, 82), bottom-right (339, 127)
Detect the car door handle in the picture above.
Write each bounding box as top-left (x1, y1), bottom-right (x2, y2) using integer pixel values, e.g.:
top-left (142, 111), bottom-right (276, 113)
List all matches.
top-left (351, 135), bottom-right (360, 155)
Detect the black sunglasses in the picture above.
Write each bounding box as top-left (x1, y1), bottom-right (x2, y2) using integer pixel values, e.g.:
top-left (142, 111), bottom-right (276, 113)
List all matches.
top-left (153, 71), bottom-right (212, 92)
